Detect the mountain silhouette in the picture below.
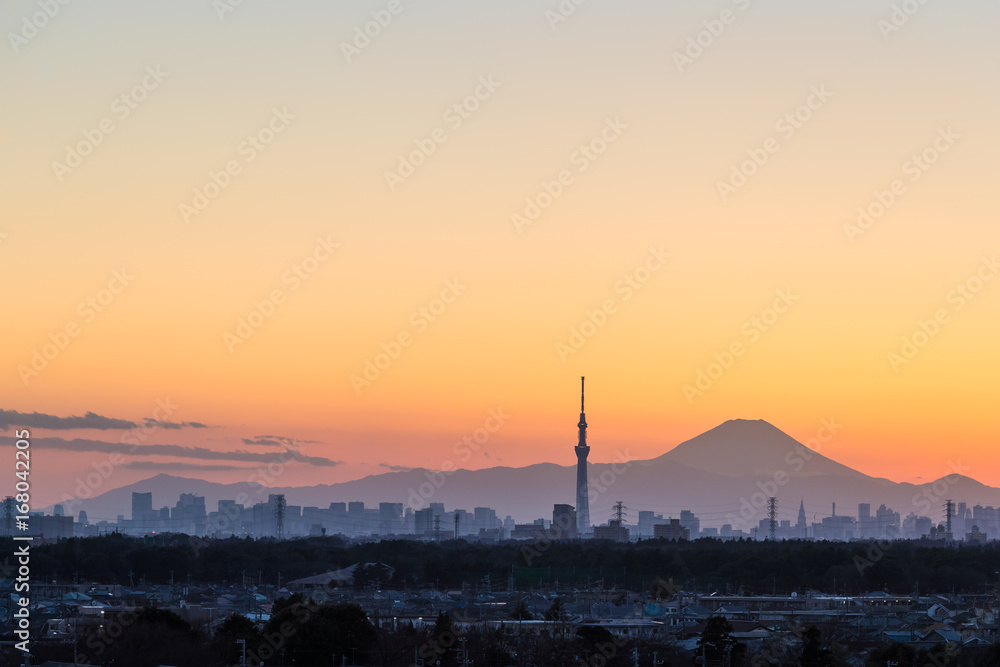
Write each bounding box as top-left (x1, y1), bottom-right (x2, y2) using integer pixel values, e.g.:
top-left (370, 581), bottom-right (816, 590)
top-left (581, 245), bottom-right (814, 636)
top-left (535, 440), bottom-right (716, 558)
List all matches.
top-left (651, 418), bottom-right (867, 479)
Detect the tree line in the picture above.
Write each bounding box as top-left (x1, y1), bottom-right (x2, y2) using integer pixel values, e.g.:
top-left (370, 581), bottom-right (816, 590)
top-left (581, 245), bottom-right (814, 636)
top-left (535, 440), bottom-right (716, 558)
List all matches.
top-left (6, 534), bottom-right (1000, 594)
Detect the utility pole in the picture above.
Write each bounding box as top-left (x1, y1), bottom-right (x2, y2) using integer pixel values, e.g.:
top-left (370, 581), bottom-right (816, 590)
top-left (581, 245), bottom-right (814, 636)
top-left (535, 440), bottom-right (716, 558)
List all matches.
top-left (767, 497), bottom-right (778, 541)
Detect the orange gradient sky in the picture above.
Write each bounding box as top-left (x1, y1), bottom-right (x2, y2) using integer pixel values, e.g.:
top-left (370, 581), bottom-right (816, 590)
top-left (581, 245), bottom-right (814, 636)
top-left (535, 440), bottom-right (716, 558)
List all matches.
top-left (2, 0), bottom-right (999, 507)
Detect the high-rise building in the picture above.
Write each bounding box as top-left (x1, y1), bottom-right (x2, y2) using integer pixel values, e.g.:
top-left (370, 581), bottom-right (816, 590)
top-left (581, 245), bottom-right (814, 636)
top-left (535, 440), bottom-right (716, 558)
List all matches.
top-left (131, 492), bottom-right (155, 534)
top-left (132, 492), bottom-right (153, 520)
top-left (679, 510), bottom-right (700, 538)
top-left (473, 507), bottom-right (498, 534)
top-left (502, 515), bottom-right (515, 539)
top-left (797, 499), bottom-right (807, 536)
top-left (875, 503), bottom-right (900, 539)
top-left (174, 494), bottom-right (207, 535)
top-left (575, 376), bottom-right (591, 535)
top-left (414, 508), bottom-right (434, 537)
top-left (637, 510), bottom-right (663, 539)
top-left (552, 504), bottom-right (578, 540)
top-left (379, 502), bottom-right (403, 535)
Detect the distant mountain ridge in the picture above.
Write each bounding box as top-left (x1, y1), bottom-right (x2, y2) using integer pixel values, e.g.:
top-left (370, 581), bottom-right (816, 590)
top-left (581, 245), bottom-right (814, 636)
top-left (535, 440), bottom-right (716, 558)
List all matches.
top-left (649, 418), bottom-right (869, 479)
top-left (54, 419), bottom-right (999, 528)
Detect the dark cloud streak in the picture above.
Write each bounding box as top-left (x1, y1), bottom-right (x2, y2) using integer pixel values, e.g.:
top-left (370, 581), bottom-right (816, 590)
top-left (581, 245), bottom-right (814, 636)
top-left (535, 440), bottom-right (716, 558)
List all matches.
top-left (243, 434), bottom-right (322, 446)
top-left (1, 409), bottom-right (135, 431)
top-left (0, 436), bottom-right (342, 467)
top-left (124, 461), bottom-right (247, 471)
top-left (144, 419), bottom-right (208, 430)
top-left (0, 409), bottom-right (208, 432)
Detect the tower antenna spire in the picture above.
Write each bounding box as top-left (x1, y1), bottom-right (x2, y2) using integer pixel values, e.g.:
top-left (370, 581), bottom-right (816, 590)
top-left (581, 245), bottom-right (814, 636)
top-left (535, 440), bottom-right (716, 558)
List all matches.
top-left (575, 376), bottom-right (591, 536)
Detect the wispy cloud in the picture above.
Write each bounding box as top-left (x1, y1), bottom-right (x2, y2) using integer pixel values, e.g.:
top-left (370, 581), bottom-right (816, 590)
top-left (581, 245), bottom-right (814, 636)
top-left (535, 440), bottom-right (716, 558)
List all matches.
top-left (243, 436), bottom-right (284, 446)
top-left (242, 434), bottom-right (322, 446)
top-left (0, 408), bottom-right (208, 432)
top-left (124, 461), bottom-right (247, 471)
top-left (1, 435), bottom-right (342, 467)
top-left (143, 419), bottom-right (208, 430)
top-left (379, 462), bottom-right (413, 472)
top-left (1, 409), bottom-right (136, 431)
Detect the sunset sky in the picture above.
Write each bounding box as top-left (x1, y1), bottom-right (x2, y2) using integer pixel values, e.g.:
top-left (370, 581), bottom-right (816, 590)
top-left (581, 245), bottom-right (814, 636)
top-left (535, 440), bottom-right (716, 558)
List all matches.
top-left (2, 1), bottom-right (999, 509)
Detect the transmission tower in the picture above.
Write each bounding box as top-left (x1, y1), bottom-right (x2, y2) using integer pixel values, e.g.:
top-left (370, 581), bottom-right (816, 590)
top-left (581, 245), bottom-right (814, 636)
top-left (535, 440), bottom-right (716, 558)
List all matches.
top-left (612, 501), bottom-right (627, 525)
top-left (273, 495), bottom-right (286, 540)
top-left (945, 499), bottom-right (955, 538)
top-left (767, 497), bottom-right (778, 541)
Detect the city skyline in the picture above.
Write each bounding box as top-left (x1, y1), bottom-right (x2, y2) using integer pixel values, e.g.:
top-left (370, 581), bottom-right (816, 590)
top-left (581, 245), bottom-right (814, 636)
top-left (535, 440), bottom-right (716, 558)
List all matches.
top-left (14, 473), bottom-right (993, 546)
top-left (18, 415), bottom-right (999, 534)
